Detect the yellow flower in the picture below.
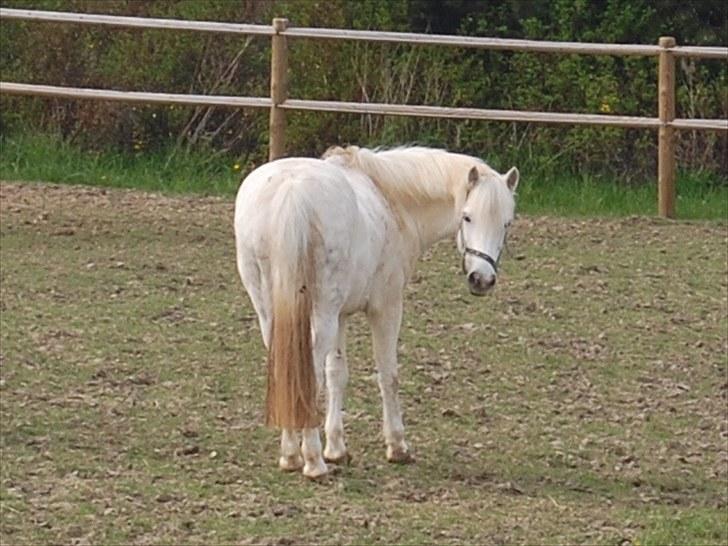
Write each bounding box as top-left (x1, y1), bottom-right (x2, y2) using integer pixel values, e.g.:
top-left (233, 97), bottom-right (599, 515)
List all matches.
top-left (600, 101), bottom-right (612, 113)
top-left (233, 163), bottom-right (241, 171)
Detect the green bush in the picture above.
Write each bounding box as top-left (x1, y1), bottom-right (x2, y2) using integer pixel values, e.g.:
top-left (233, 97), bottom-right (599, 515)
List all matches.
top-left (0, 0), bottom-right (726, 184)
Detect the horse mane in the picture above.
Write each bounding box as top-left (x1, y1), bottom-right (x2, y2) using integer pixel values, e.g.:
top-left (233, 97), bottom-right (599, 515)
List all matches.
top-left (323, 145), bottom-right (494, 209)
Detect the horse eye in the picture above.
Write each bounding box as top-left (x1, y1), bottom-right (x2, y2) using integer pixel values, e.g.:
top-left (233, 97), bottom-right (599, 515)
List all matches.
top-left (463, 214), bottom-right (472, 223)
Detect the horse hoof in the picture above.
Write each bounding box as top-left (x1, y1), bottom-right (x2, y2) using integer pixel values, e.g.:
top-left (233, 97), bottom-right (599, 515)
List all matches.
top-left (324, 451), bottom-right (351, 465)
top-left (387, 448), bottom-right (415, 464)
top-left (303, 461), bottom-right (329, 479)
top-left (279, 455), bottom-right (304, 472)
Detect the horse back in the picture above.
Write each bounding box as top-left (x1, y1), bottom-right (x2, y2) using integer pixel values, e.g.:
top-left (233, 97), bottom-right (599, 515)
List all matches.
top-left (235, 157), bottom-right (396, 315)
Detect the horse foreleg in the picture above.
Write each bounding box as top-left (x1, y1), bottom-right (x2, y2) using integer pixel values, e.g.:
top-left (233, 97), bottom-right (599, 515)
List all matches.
top-left (324, 318), bottom-right (349, 463)
top-left (369, 299), bottom-right (414, 463)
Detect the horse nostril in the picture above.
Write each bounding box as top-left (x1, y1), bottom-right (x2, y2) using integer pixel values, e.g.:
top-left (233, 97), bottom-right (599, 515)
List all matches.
top-left (467, 271), bottom-right (480, 285)
top-left (484, 275), bottom-right (496, 288)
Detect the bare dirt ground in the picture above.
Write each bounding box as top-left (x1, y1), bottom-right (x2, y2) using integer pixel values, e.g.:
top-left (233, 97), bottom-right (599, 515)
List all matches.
top-left (1, 181), bottom-right (726, 545)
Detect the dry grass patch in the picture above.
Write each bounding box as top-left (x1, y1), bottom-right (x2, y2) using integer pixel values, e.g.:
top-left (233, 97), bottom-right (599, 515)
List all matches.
top-left (1, 182), bottom-right (726, 545)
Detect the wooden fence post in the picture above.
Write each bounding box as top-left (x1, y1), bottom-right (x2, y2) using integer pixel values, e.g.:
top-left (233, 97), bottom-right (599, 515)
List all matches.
top-left (658, 36), bottom-right (676, 218)
top-left (269, 17), bottom-right (289, 161)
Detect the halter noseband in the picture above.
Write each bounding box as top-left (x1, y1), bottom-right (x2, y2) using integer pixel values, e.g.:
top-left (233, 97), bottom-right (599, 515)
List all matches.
top-left (458, 223), bottom-right (503, 275)
top-left (463, 246), bottom-right (498, 273)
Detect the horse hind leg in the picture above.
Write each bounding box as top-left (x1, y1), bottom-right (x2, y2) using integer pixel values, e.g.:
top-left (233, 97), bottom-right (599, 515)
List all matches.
top-left (279, 430), bottom-right (303, 471)
top-left (238, 256), bottom-right (304, 469)
top-left (324, 318), bottom-right (349, 463)
top-left (237, 257), bottom-right (273, 349)
top-left (300, 314), bottom-right (339, 479)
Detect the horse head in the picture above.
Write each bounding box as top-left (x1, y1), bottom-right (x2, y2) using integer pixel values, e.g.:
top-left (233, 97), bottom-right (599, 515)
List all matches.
top-left (457, 165), bottom-right (519, 296)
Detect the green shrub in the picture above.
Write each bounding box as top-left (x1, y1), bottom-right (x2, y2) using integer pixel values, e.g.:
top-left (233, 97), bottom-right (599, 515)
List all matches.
top-left (0, 0), bottom-right (725, 185)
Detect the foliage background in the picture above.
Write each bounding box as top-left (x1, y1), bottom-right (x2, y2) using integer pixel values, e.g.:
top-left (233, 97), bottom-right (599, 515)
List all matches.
top-left (0, 0), bottom-right (726, 184)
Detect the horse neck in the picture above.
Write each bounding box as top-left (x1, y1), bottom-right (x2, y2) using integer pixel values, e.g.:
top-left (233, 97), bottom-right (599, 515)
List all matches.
top-left (389, 172), bottom-right (470, 259)
top-left (398, 197), bottom-right (461, 252)
top-left (387, 157), bottom-right (471, 256)
top-left (341, 147), bottom-right (472, 257)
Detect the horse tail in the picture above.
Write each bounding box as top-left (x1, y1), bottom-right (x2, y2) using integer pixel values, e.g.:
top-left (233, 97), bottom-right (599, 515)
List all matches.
top-left (265, 183), bottom-right (319, 430)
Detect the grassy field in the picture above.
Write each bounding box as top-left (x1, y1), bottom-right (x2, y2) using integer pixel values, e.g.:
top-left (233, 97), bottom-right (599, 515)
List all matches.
top-left (1, 132), bottom-right (727, 219)
top-left (1, 181), bottom-right (726, 545)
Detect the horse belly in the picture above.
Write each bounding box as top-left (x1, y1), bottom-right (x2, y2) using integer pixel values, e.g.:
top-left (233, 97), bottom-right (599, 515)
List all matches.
top-left (309, 203), bottom-right (385, 317)
top-left (339, 258), bottom-right (381, 315)
top-left (336, 213), bottom-right (390, 316)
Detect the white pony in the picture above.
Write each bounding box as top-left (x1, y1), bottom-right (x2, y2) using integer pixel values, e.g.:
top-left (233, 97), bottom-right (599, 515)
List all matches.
top-left (234, 146), bottom-right (519, 478)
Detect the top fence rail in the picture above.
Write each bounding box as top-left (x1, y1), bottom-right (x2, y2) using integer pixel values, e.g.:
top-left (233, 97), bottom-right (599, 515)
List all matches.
top-left (0, 8), bottom-right (275, 35)
top-left (2, 8), bottom-right (727, 59)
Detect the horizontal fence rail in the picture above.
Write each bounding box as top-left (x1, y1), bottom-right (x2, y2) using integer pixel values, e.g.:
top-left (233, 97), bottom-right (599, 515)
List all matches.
top-left (0, 7), bottom-right (275, 35)
top-left (284, 99), bottom-right (659, 128)
top-left (5, 83), bottom-right (727, 131)
top-left (284, 27), bottom-right (663, 56)
top-left (0, 82), bottom-right (272, 109)
top-left (2, 8), bottom-right (727, 58)
top-left (1, 7), bottom-right (727, 217)
top-left (671, 118), bottom-right (728, 131)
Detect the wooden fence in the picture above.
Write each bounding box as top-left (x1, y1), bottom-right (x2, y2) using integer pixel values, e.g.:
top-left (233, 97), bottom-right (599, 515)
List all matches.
top-left (1, 7), bottom-right (727, 217)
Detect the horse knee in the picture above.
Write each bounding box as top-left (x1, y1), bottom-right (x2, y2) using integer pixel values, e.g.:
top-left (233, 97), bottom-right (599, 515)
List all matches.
top-left (377, 370), bottom-right (399, 394)
top-left (326, 350), bottom-right (348, 383)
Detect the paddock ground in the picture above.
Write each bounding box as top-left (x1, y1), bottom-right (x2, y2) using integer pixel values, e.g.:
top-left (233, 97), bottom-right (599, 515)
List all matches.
top-left (1, 181), bottom-right (726, 545)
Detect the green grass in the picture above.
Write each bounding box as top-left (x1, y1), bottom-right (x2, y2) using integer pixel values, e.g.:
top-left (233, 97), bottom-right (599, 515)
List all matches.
top-left (631, 508), bottom-right (728, 546)
top-left (0, 132), bottom-right (243, 195)
top-left (1, 131), bottom-right (726, 218)
top-left (517, 171), bottom-right (728, 219)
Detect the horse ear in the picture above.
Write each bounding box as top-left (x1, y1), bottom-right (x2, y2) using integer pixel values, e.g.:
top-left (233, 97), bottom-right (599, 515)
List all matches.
top-left (467, 166), bottom-right (480, 192)
top-left (504, 167), bottom-right (519, 192)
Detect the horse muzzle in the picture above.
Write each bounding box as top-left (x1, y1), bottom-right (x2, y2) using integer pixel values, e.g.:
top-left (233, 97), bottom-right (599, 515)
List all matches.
top-left (467, 270), bottom-right (496, 296)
